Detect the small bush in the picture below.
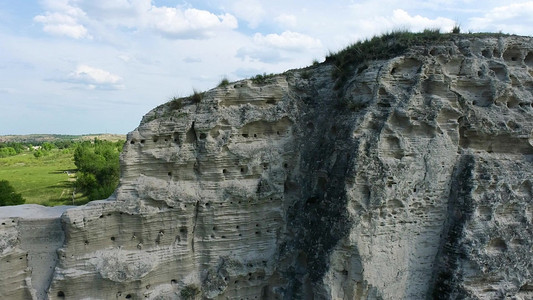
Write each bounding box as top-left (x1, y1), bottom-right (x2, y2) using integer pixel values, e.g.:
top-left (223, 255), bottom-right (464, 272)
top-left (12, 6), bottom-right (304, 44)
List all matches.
top-left (452, 25), bottom-right (461, 34)
top-left (169, 97), bottom-right (183, 110)
top-left (218, 78), bottom-right (230, 87)
top-left (190, 90), bottom-right (204, 103)
top-left (180, 285), bottom-right (200, 299)
top-left (251, 73), bottom-right (275, 84)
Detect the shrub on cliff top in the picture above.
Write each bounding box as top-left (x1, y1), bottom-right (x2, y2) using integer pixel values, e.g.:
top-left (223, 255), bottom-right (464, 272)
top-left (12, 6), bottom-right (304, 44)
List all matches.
top-left (327, 29), bottom-right (444, 84)
top-left (326, 29), bottom-right (509, 91)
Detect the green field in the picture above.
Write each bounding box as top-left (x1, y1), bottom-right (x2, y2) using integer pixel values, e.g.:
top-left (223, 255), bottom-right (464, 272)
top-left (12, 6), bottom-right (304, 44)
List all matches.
top-left (0, 150), bottom-right (89, 206)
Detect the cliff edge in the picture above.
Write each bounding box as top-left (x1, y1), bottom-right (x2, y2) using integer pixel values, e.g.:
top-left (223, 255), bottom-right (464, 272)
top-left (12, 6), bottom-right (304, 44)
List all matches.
top-left (1, 33), bottom-right (533, 299)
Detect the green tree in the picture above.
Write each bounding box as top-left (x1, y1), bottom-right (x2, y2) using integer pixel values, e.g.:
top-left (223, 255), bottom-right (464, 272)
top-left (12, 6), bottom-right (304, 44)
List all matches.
top-left (0, 147), bottom-right (17, 158)
top-left (74, 140), bottom-right (123, 200)
top-left (0, 180), bottom-right (25, 206)
top-left (41, 142), bottom-right (55, 151)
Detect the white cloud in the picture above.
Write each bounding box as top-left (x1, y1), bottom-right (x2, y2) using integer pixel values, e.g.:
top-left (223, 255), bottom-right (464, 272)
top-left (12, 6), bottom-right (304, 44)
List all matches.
top-left (388, 9), bottom-right (456, 32)
top-left (34, 1), bottom-right (239, 40)
top-left (468, 2), bottom-right (533, 35)
top-left (253, 31), bottom-right (322, 51)
top-left (146, 7), bottom-right (238, 39)
top-left (275, 14), bottom-right (297, 28)
top-left (34, 12), bottom-right (89, 39)
top-left (230, 0), bottom-right (265, 28)
top-left (68, 65), bottom-right (123, 90)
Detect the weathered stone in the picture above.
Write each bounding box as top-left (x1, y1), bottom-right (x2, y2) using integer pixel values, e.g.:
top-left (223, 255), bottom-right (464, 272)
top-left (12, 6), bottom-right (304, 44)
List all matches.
top-left (1, 35), bottom-right (532, 299)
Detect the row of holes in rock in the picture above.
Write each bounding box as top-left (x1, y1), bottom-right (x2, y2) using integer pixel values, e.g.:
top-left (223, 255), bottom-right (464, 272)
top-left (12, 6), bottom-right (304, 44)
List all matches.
top-left (129, 128), bottom-right (292, 145)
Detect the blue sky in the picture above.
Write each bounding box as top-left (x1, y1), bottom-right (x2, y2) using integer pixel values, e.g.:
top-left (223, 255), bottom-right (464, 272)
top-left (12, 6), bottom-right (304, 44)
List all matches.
top-left (1, 0), bottom-right (532, 135)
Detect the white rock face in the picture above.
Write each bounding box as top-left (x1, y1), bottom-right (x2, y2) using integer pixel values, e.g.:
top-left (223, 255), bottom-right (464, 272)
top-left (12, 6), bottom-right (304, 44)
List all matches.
top-left (1, 35), bottom-right (532, 299)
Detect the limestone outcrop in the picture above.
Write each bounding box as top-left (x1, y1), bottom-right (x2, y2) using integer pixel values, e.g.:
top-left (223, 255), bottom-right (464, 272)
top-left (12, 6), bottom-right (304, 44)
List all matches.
top-left (1, 34), bottom-right (533, 299)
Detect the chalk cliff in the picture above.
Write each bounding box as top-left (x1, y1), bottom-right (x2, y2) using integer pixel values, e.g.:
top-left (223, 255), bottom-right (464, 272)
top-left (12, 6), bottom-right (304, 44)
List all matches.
top-left (1, 34), bottom-right (533, 299)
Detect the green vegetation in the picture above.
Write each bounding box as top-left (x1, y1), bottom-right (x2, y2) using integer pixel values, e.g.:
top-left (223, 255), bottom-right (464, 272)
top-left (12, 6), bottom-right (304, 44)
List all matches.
top-left (327, 29), bottom-right (444, 88)
top-left (0, 135), bottom-right (125, 206)
top-left (74, 140), bottom-right (123, 201)
top-left (180, 285), bottom-right (200, 299)
top-left (0, 180), bottom-right (25, 206)
top-left (251, 72), bottom-right (275, 84)
top-left (325, 28), bottom-right (508, 91)
top-left (189, 90), bottom-right (205, 103)
top-left (0, 149), bottom-right (84, 206)
top-left (218, 77), bottom-right (230, 87)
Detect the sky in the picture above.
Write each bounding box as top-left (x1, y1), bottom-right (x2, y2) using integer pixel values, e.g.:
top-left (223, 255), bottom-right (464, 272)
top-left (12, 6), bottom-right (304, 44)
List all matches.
top-left (1, 1), bottom-right (532, 135)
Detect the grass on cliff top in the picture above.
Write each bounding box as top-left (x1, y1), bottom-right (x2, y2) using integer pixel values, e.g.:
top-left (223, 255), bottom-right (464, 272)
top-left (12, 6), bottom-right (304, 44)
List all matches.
top-left (0, 150), bottom-right (88, 206)
top-left (326, 29), bottom-right (510, 89)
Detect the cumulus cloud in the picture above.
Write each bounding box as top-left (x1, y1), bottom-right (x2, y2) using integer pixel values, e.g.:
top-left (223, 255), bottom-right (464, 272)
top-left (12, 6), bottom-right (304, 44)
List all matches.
top-left (146, 7), bottom-right (238, 39)
top-left (34, 12), bottom-right (89, 39)
top-left (68, 65), bottom-right (123, 90)
top-left (230, 0), bottom-right (265, 28)
top-left (388, 9), bottom-right (456, 32)
top-left (468, 2), bottom-right (533, 35)
top-left (34, 0), bottom-right (238, 40)
top-left (253, 31), bottom-right (322, 51)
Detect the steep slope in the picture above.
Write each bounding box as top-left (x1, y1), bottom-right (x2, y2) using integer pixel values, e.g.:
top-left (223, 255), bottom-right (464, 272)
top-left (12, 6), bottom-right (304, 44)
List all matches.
top-left (1, 34), bottom-right (532, 299)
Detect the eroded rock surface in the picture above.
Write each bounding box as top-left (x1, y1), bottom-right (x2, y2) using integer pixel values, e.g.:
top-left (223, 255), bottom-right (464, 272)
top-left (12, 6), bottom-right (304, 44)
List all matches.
top-left (1, 35), bottom-right (533, 299)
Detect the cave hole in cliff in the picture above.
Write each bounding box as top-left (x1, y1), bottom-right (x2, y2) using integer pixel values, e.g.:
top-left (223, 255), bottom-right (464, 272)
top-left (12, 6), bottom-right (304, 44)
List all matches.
top-left (266, 97), bottom-right (276, 104)
top-left (199, 133), bottom-right (207, 139)
top-left (125, 294), bottom-right (132, 299)
top-left (111, 236), bottom-right (115, 241)
top-left (171, 279), bottom-right (177, 285)
top-left (482, 49), bottom-right (492, 58)
top-left (153, 137), bottom-right (158, 143)
top-left (1, 222), bottom-right (4, 225)
top-left (173, 132), bottom-right (180, 143)
top-left (57, 291), bottom-right (65, 298)
top-left (242, 133), bottom-right (249, 138)
top-left (84, 240), bottom-right (89, 245)
top-left (130, 140), bottom-right (135, 144)
top-left (488, 238), bottom-right (507, 252)
top-left (140, 139), bottom-right (145, 144)
top-left (168, 172), bottom-right (172, 177)
top-left (493, 49), bottom-right (500, 58)
top-left (222, 169), bottom-right (227, 174)
top-left (390, 67), bottom-right (397, 75)
top-left (306, 196), bottom-right (319, 205)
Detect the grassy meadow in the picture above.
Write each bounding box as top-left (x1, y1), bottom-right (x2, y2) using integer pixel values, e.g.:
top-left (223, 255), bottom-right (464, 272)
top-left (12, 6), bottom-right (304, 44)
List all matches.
top-left (0, 149), bottom-right (88, 206)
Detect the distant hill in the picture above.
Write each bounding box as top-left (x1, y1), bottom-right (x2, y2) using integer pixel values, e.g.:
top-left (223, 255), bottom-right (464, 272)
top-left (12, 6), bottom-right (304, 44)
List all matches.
top-left (0, 134), bottom-right (126, 144)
